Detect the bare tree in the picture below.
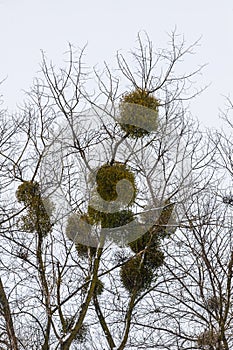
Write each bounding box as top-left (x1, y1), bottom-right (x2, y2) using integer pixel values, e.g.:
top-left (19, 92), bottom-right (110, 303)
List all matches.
top-left (0, 32), bottom-right (218, 350)
top-left (138, 101), bottom-right (233, 350)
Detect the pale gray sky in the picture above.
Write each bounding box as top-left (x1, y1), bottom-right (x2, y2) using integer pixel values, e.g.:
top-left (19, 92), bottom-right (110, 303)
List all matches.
top-left (0, 0), bottom-right (233, 127)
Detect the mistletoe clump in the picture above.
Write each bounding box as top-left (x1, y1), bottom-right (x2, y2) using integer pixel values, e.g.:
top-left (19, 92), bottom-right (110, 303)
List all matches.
top-left (65, 162), bottom-right (136, 257)
top-left (87, 162), bottom-right (136, 240)
top-left (129, 231), bottom-right (164, 269)
top-left (120, 255), bottom-right (153, 293)
top-left (87, 206), bottom-right (134, 228)
top-left (16, 181), bottom-right (53, 238)
top-left (144, 248), bottom-right (164, 269)
top-left (120, 200), bottom-right (175, 294)
top-left (119, 88), bottom-right (159, 138)
top-left (94, 278), bottom-right (104, 295)
top-left (120, 241), bottom-right (164, 294)
top-left (128, 230), bottom-right (154, 253)
top-left (95, 162), bottom-right (137, 204)
top-left (101, 209), bottom-right (134, 228)
top-left (75, 242), bottom-right (97, 258)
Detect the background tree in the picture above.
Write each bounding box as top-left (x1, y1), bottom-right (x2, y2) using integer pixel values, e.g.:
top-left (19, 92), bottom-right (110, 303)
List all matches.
top-left (0, 32), bottom-right (224, 350)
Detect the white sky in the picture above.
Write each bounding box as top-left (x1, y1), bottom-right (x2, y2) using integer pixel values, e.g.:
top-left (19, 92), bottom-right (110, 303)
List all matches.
top-left (0, 0), bottom-right (233, 127)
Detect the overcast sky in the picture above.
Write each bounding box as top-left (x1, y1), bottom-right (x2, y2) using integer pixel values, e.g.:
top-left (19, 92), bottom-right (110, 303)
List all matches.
top-left (0, 0), bottom-right (233, 127)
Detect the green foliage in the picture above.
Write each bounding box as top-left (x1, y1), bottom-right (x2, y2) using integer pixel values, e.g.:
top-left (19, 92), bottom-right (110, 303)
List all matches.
top-left (119, 88), bottom-right (159, 138)
top-left (86, 162), bottom-right (136, 247)
top-left (120, 200), bottom-right (175, 293)
top-left (95, 162), bottom-right (137, 203)
top-left (66, 162), bottom-right (137, 259)
top-left (88, 206), bottom-right (134, 228)
top-left (128, 230), bottom-right (158, 253)
top-left (120, 255), bottom-right (153, 294)
top-left (16, 181), bottom-right (53, 238)
top-left (101, 210), bottom-right (134, 228)
top-left (75, 243), bottom-right (97, 258)
top-left (94, 278), bottom-right (104, 295)
top-left (86, 206), bottom-right (101, 224)
top-left (144, 248), bottom-right (164, 269)
top-left (16, 181), bottom-right (40, 203)
top-left (129, 231), bottom-right (164, 268)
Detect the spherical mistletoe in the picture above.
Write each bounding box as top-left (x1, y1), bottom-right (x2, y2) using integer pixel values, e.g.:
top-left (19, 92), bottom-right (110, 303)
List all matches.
top-left (119, 88), bottom-right (159, 138)
top-left (128, 231), bottom-right (164, 269)
top-left (16, 181), bottom-right (40, 204)
top-left (94, 278), bottom-right (104, 295)
top-left (16, 181), bottom-right (53, 238)
top-left (95, 162), bottom-right (137, 204)
top-left (144, 248), bottom-right (164, 269)
top-left (88, 206), bottom-right (134, 228)
top-left (75, 242), bottom-right (97, 258)
top-left (128, 230), bottom-right (158, 253)
top-left (120, 255), bottom-right (153, 294)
